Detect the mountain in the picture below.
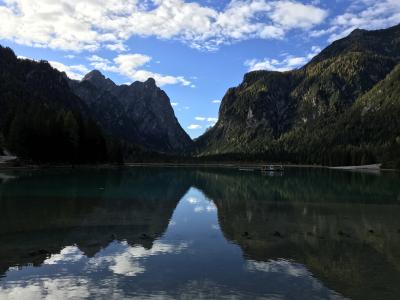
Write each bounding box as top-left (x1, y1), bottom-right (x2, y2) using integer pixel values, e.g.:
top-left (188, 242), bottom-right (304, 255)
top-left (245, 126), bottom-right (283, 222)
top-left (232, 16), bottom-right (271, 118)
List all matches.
top-left (194, 24), bottom-right (400, 168)
top-left (0, 45), bottom-right (192, 163)
top-left (0, 46), bottom-right (113, 163)
top-left (69, 70), bottom-right (192, 153)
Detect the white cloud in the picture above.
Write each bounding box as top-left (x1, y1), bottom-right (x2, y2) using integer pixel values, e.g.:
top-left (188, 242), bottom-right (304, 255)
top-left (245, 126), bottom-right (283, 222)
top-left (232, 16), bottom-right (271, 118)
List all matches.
top-left (0, 0), bottom-right (328, 52)
top-left (245, 46), bottom-right (322, 72)
top-left (110, 257), bottom-right (145, 277)
top-left (110, 241), bottom-right (187, 276)
top-left (44, 246), bottom-right (84, 265)
top-left (327, 0), bottom-right (400, 42)
top-left (194, 116), bottom-right (217, 121)
top-left (307, 46), bottom-right (322, 59)
top-left (17, 55), bottom-right (30, 60)
top-left (171, 102), bottom-right (179, 106)
top-left (0, 277), bottom-right (90, 300)
top-left (114, 54), bottom-right (151, 71)
top-left (309, 26), bottom-right (338, 38)
top-left (247, 259), bottom-right (310, 277)
top-left (194, 206), bottom-right (205, 213)
top-left (245, 56), bottom-right (305, 72)
top-left (206, 203), bottom-right (217, 211)
top-left (187, 196), bottom-right (200, 204)
top-left (88, 240), bottom-right (187, 277)
top-left (190, 200), bottom-right (216, 213)
top-left (87, 54), bottom-right (191, 87)
top-left (212, 100), bottom-right (221, 104)
top-left (0, 241), bottom-right (188, 300)
top-left (49, 61), bottom-right (90, 80)
top-left (188, 124), bottom-right (202, 130)
top-left (270, 1), bottom-right (327, 30)
top-left (105, 42), bottom-right (128, 52)
top-left (193, 117), bottom-right (218, 125)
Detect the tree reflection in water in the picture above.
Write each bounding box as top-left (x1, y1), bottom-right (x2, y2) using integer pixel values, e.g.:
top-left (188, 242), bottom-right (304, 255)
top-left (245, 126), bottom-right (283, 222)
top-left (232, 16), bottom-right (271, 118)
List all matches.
top-left (0, 167), bottom-right (399, 299)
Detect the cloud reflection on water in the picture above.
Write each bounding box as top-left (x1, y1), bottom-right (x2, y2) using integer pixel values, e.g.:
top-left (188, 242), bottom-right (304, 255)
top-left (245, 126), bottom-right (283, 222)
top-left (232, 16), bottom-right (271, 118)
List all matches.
top-left (88, 240), bottom-right (188, 277)
top-left (1, 168), bottom-right (398, 299)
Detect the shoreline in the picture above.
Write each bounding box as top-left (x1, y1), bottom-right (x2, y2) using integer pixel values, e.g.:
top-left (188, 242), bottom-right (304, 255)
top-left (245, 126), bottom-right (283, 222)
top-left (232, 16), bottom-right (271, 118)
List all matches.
top-left (0, 161), bottom-right (398, 172)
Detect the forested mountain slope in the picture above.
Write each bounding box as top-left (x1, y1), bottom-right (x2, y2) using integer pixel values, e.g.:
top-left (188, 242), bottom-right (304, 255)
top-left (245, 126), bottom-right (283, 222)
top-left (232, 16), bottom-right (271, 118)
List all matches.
top-left (0, 45), bottom-right (192, 163)
top-left (194, 24), bottom-right (400, 167)
top-left (0, 46), bottom-right (114, 163)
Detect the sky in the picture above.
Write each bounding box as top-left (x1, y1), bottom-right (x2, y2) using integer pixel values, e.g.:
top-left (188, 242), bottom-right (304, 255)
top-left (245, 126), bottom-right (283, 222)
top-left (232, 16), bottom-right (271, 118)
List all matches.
top-left (0, 0), bottom-right (399, 138)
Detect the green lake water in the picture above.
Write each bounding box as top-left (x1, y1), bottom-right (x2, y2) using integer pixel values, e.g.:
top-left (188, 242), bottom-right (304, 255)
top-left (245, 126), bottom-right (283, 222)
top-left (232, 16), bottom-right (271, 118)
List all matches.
top-left (0, 167), bottom-right (399, 299)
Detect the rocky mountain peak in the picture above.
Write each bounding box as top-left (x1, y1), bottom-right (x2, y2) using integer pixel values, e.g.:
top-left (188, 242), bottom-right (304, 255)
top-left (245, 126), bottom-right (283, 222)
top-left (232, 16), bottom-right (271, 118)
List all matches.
top-left (70, 70), bottom-right (192, 153)
top-left (82, 70), bottom-right (116, 91)
top-left (349, 28), bottom-right (367, 37)
top-left (82, 70), bottom-right (104, 81)
top-left (130, 77), bottom-right (157, 90)
top-left (144, 77), bottom-right (156, 87)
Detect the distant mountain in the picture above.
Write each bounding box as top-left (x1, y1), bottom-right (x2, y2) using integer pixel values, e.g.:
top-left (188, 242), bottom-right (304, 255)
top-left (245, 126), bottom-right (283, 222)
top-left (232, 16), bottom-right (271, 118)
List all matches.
top-left (69, 70), bottom-right (192, 153)
top-left (0, 46), bottom-right (114, 163)
top-left (0, 45), bottom-right (192, 163)
top-left (194, 24), bottom-right (400, 168)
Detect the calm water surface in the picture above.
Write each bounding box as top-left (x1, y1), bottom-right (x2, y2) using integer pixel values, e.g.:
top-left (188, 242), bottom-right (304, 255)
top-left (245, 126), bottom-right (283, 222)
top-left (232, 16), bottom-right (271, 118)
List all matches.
top-left (0, 167), bottom-right (399, 299)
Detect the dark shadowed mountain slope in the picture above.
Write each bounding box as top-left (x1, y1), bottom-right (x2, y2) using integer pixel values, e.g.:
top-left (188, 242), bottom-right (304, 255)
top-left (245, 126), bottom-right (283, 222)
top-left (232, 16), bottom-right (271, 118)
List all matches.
top-left (0, 45), bottom-right (192, 162)
top-left (194, 24), bottom-right (400, 167)
top-left (69, 71), bottom-right (192, 153)
top-left (0, 46), bottom-right (111, 163)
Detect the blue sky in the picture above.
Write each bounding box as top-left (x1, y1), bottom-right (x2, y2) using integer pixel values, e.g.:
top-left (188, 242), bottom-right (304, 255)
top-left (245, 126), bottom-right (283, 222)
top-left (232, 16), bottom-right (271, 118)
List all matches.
top-left (0, 0), bottom-right (399, 138)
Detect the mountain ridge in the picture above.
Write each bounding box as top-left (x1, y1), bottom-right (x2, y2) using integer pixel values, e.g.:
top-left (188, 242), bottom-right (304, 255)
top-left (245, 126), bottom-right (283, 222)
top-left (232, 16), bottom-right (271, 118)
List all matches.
top-left (0, 45), bottom-right (191, 163)
top-left (0, 46), bottom-right (113, 163)
top-left (1, 23), bottom-right (399, 167)
top-left (69, 70), bottom-right (192, 153)
top-left (194, 23), bottom-right (400, 168)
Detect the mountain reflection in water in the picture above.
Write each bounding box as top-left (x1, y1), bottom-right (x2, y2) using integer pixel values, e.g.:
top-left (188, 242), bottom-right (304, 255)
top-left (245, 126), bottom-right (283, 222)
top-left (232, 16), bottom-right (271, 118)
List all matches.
top-left (0, 167), bottom-right (399, 299)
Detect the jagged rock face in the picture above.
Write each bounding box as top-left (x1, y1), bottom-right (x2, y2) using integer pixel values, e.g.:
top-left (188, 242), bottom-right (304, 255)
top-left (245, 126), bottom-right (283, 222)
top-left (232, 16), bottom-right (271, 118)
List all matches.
top-left (194, 24), bottom-right (400, 162)
top-left (70, 72), bottom-right (192, 153)
top-left (220, 71), bottom-right (298, 137)
top-left (82, 70), bottom-right (116, 92)
top-left (195, 71), bottom-right (300, 154)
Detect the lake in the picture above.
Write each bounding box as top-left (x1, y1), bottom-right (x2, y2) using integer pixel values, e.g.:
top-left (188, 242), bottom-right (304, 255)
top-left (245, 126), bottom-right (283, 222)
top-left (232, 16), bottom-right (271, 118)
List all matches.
top-left (0, 167), bottom-right (399, 299)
